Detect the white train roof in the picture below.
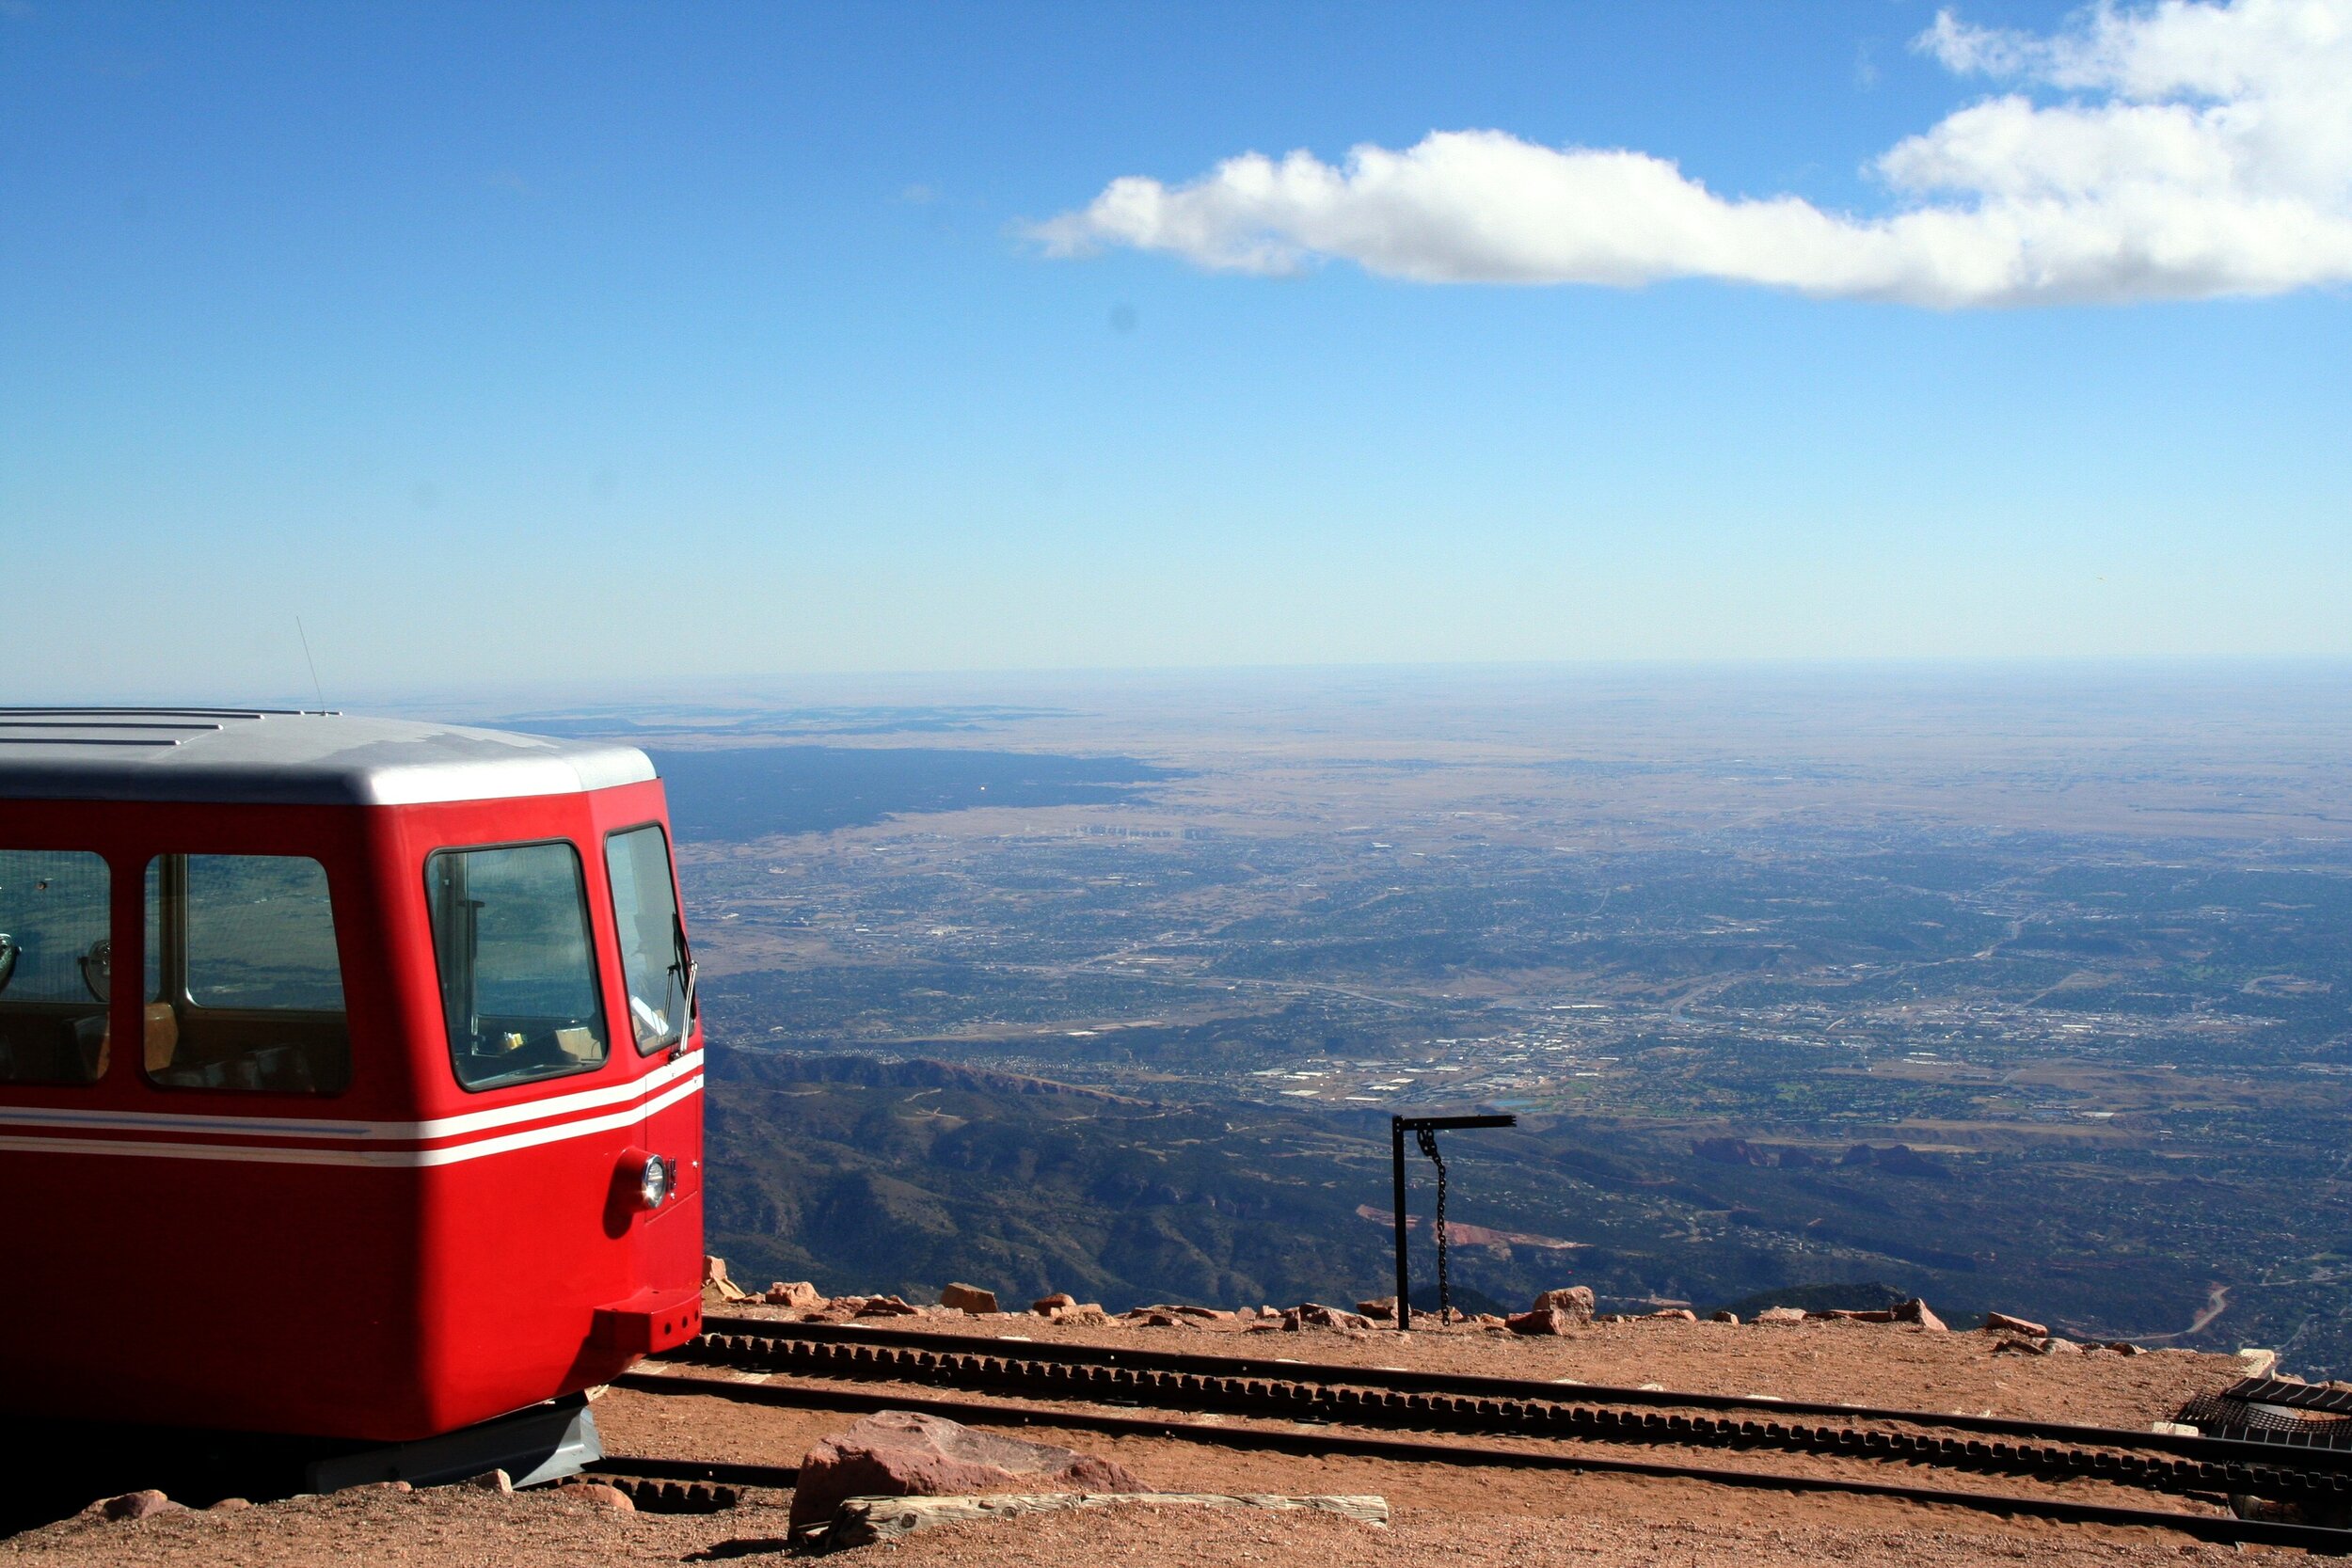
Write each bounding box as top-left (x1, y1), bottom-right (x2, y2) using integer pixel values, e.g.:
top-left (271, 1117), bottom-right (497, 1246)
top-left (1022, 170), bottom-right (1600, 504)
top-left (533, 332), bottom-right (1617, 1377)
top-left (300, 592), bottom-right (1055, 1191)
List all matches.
top-left (0, 709), bottom-right (656, 806)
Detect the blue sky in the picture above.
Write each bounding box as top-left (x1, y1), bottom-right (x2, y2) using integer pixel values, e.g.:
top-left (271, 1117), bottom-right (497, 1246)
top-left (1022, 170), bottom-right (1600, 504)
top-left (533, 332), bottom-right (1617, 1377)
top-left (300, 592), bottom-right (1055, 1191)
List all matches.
top-left (3, 2), bottom-right (2347, 701)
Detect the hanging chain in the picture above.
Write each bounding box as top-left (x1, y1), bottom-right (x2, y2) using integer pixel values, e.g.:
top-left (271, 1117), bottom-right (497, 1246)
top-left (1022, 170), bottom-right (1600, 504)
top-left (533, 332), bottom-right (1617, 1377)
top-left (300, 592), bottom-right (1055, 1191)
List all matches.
top-left (1415, 1126), bottom-right (1450, 1320)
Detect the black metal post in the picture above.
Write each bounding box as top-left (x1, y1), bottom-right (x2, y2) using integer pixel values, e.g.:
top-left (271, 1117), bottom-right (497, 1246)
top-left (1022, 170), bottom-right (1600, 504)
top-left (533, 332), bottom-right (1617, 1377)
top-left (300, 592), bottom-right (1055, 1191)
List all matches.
top-left (1391, 1117), bottom-right (1410, 1331)
top-left (1389, 1113), bottom-right (1515, 1333)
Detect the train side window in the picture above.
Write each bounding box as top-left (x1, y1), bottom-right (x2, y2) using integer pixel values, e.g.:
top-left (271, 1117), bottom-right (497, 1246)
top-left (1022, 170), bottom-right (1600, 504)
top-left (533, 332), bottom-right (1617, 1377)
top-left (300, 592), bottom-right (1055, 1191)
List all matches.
top-left (0, 849), bottom-right (113, 1086)
top-left (425, 842), bottom-right (609, 1091)
top-left (143, 855), bottom-right (352, 1095)
top-left (605, 824), bottom-right (691, 1054)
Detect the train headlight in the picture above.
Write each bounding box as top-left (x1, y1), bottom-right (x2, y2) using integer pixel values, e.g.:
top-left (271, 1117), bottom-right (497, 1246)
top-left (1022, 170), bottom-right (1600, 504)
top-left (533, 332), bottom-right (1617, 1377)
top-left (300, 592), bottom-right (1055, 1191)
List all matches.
top-left (637, 1152), bottom-right (674, 1211)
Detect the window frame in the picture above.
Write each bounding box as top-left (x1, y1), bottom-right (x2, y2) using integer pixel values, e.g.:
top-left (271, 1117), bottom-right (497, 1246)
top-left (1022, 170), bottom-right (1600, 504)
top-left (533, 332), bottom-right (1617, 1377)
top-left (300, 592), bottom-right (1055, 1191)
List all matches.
top-left (139, 851), bottom-right (356, 1098)
top-left (602, 819), bottom-right (694, 1058)
top-left (422, 835), bottom-right (613, 1096)
top-left (0, 846), bottom-right (117, 1090)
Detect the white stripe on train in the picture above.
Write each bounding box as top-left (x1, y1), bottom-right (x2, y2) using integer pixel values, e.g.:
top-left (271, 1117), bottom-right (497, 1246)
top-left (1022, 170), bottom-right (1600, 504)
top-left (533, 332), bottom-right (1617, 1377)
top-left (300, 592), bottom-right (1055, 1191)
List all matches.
top-left (0, 1050), bottom-right (705, 1144)
top-left (0, 1074), bottom-right (702, 1167)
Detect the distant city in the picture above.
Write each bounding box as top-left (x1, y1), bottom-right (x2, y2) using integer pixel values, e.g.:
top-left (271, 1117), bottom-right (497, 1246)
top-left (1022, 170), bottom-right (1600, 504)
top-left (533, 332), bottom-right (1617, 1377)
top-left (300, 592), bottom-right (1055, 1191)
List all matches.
top-left (506, 666), bottom-right (2352, 1374)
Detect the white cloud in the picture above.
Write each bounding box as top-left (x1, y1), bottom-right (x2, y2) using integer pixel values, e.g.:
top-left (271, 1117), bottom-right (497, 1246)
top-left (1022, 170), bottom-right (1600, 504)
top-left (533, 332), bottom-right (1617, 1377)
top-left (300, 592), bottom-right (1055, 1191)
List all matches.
top-left (1035, 0), bottom-right (2352, 307)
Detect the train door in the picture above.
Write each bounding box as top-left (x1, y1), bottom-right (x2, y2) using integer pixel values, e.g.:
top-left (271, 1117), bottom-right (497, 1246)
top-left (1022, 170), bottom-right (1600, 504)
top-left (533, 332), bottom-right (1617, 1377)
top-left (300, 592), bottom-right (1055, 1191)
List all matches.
top-left (600, 821), bottom-right (703, 1329)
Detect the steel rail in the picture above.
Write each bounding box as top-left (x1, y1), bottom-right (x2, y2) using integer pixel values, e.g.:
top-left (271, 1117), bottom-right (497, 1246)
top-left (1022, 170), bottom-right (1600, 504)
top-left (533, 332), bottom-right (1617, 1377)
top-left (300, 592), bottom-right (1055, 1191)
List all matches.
top-left (685, 1316), bottom-right (2346, 1499)
top-left (612, 1371), bottom-right (2352, 1555)
top-left (580, 1455), bottom-right (797, 1514)
top-left (695, 1314), bottom-right (2324, 1466)
top-left (589, 1455), bottom-right (799, 1487)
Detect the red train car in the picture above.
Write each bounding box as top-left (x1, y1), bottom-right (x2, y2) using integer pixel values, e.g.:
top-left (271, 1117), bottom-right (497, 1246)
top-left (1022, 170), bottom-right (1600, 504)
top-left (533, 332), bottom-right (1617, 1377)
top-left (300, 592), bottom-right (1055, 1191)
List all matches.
top-left (0, 708), bottom-right (703, 1457)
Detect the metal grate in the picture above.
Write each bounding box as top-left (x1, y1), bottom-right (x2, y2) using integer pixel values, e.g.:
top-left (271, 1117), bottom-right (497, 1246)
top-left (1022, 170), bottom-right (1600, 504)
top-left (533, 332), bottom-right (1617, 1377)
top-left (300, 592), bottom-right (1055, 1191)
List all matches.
top-left (2176, 1378), bottom-right (2352, 1450)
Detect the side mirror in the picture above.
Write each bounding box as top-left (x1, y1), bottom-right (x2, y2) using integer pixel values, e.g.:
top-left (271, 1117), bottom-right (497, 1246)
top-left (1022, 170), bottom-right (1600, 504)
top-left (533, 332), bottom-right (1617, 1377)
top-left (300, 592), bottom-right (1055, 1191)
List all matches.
top-left (78, 936), bottom-right (110, 1004)
top-left (0, 933), bottom-right (17, 994)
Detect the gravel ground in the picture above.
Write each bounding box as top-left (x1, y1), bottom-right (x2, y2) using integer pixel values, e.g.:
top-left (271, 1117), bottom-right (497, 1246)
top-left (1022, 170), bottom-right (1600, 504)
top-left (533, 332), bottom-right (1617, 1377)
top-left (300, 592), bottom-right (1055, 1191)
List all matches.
top-left (0, 1481), bottom-right (2287, 1568)
top-left (0, 1484), bottom-right (786, 1568)
top-left (819, 1499), bottom-right (2277, 1568)
top-left (0, 1312), bottom-right (2274, 1566)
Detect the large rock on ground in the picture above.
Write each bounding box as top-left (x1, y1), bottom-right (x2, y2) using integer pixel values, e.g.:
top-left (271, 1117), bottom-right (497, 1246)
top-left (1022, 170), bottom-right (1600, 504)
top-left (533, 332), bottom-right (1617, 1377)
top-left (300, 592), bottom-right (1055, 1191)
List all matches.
top-left (83, 1491), bottom-right (184, 1523)
top-left (1506, 1307), bottom-right (1573, 1336)
top-left (702, 1255), bottom-right (750, 1303)
top-left (828, 1491), bottom-right (1390, 1550)
top-left (1893, 1298), bottom-right (1947, 1331)
top-left (1283, 1303), bottom-right (1375, 1331)
top-left (790, 1411), bottom-right (1148, 1534)
top-left (939, 1282), bottom-right (999, 1314)
top-left (765, 1280), bottom-right (823, 1309)
top-left (1030, 1294), bottom-right (1106, 1323)
top-left (1531, 1287), bottom-right (1596, 1323)
top-left (1983, 1310), bottom-right (2049, 1337)
top-left (1753, 1307), bottom-right (1808, 1325)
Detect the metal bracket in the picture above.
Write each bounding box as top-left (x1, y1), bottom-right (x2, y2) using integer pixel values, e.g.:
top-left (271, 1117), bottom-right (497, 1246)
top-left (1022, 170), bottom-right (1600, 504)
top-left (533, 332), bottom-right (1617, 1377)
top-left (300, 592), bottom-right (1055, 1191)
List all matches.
top-left (306, 1394), bottom-right (601, 1493)
top-left (1390, 1113), bottom-right (1515, 1332)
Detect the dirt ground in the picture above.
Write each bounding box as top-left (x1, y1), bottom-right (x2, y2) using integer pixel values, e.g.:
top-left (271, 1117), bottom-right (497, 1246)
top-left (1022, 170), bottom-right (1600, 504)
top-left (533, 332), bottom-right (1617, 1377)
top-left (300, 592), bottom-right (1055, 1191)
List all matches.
top-left (0, 1474), bottom-right (2290, 1568)
top-left (0, 1315), bottom-right (2282, 1567)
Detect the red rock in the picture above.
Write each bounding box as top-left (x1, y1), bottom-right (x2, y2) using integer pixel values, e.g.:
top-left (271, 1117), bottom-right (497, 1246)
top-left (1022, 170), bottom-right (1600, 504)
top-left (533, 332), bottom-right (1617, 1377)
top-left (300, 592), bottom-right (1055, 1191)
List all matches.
top-left (1283, 1303), bottom-right (1374, 1331)
top-left (1506, 1307), bottom-right (1572, 1336)
top-left (854, 1294), bottom-right (919, 1318)
top-left (1753, 1307), bottom-right (1808, 1325)
top-left (1531, 1287), bottom-right (1596, 1323)
top-left (1983, 1310), bottom-right (2049, 1338)
top-left (703, 1256), bottom-right (750, 1302)
top-left (764, 1281), bottom-right (823, 1309)
top-left (939, 1282), bottom-right (999, 1314)
top-left (1710, 1311), bottom-right (1740, 1324)
top-left (1820, 1308), bottom-right (1896, 1323)
top-left (1892, 1298), bottom-right (1947, 1331)
top-left (463, 1469), bottom-right (514, 1493)
top-left (554, 1481), bottom-right (637, 1512)
top-left (789, 1410), bottom-right (1147, 1534)
top-left (1649, 1307), bottom-right (1699, 1322)
top-left (1031, 1292), bottom-right (1077, 1314)
top-left (1123, 1302), bottom-right (1228, 1323)
top-left (87, 1490), bottom-right (184, 1523)
top-left (1356, 1297), bottom-right (1398, 1322)
top-left (207, 1498), bottom-right (252, 1513)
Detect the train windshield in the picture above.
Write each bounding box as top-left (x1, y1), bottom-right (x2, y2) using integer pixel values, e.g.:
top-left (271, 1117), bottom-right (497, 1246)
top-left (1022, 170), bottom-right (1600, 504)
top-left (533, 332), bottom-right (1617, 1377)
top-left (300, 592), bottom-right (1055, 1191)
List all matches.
top-left (605, 824), bottom-right (690, 1053)
top-left (0, 849), bottom-right (111, 1086)
top-left (426, 842), bottom-right (610, 1090)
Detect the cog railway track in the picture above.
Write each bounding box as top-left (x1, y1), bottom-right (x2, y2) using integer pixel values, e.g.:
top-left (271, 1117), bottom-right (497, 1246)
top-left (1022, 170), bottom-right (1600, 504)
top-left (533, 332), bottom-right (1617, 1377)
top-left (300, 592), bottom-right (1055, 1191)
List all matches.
top-left (596, 1313), bottom-right (2352, 1554)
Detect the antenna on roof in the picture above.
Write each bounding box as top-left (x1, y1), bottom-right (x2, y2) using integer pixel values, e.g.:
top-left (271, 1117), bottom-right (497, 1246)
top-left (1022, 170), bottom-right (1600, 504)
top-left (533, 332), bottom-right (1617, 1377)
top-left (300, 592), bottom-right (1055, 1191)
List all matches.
top-left (295, 616), bottom-right (326, 709)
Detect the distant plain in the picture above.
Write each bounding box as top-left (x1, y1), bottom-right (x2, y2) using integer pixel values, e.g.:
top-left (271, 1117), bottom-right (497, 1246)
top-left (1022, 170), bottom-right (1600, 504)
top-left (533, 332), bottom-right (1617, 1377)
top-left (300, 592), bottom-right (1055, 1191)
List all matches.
top-left (493, 664), bottom-right (2352, 1371)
